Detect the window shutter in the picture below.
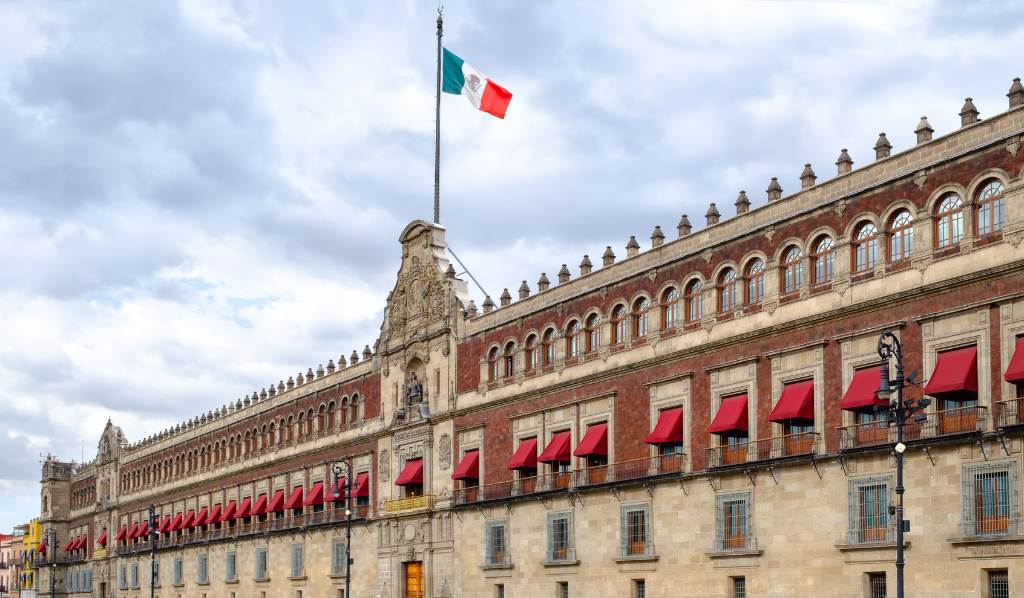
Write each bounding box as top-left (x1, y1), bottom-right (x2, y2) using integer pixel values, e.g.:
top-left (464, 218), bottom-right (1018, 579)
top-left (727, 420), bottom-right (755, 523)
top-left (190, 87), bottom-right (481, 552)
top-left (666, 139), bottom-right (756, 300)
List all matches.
top-left (546, 517), bottom-right (554, 561)
top-left (618, 506), bottom-right (628, 557)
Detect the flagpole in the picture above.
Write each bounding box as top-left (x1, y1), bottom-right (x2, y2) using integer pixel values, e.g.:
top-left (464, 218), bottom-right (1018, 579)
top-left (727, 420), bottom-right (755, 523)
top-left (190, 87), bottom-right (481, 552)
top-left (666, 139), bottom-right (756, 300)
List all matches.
top-left (433, 8), bottom-right (443, 224)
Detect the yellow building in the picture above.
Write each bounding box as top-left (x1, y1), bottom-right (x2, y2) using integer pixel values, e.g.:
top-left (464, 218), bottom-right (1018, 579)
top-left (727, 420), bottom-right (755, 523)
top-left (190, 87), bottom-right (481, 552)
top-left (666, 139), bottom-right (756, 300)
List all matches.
top-left (17, 520), bottom-right (40, 598)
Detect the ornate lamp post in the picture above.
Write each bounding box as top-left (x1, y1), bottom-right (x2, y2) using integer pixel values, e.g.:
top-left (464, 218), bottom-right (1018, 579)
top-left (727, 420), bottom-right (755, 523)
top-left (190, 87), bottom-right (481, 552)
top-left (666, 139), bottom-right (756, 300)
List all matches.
top-left (332, 460), bottom-right (354, 598)
top-left (43, 527), bottom-right (57, 598)
top-left (149, 505), bottom-right (159, 598)
top-left (876, 331), bottom-right (928, 598)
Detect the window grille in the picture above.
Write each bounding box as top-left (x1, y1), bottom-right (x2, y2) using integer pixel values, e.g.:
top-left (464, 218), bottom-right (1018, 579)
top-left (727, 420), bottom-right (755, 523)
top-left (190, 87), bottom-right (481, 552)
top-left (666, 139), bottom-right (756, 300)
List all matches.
top-left (633, 579), bottom-right (646, 598)
top-left (715, 492), bottom-right (751, 551)
top-left (226, 552), bottom-right (237, 582)
top-left (173, 558), bottom-right (182, 586)
top-left (495, 583), bottom-right (505, 598)
top-left (332, 539), bottom-right (347, 575)
top-left (869, 572), bottom-right (887, 598)
top-left (620, 504), bottom-right (650, 557)
top-left (291, 544), bottom-right (304, 578)
top-left (255, 548), bottom-right (268, 580)
top-left (557, 580), bottom-right (569, 598)
top-left (198, 553), bottom-right (208, 583)
top-left (546, 513), bottom-right (573, 562)
top-left (989, 569), bottom-right (1009, 598)
top-left (732, 576), bottom-right (746, 598)
top-left (130, 563), bottom-right (138, 588)
top-left (962, 462), bottom-right (1019, 537)
top-left (848, 476), bottom-right (893, 544)
top-left (485, 520), bottom-right (508, 566)
top-left (152, 562), bottom-right (158, 587)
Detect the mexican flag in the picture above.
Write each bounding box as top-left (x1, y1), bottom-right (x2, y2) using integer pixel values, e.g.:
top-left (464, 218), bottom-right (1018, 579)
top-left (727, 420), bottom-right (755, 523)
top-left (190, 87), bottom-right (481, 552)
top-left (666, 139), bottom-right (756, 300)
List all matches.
top-left (442, 48), bottom-right (513, 119)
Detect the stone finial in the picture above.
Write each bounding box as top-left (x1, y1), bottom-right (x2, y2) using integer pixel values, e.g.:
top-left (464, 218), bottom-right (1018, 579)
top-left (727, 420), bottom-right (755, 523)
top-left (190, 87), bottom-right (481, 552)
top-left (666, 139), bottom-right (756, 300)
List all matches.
top-left (537, 273), bottom-right (550, 292)
top-left (735, 191), bottom-right (750, 214)
top-left (235, 398), bottom-right (243, 410)
top-left (361, 345), bottom-right (370, 360)
top-left (580, 255), bottom-right (593, 276)
top-left (465, 299), bottom-right (478, 317)
top-left (338, 354), bottom-right (347, 368)
top-left (800, 164), bottom-right (817, 189)
top-left (602, 246), bottom-right (615, 266)
top-left (959, 97), bottom-right (979, 126)
top-left (677, 214), bottom-right (692, 237)
top-left (482, 295), bottom-right (495, 313)
top-left (445, 263), bottom-right (456, 278)
top-left (499, 288), bottom-right (512, 306)
top-left (835, 149), bottom-right (853, 175)
top-left (243, 394), bottom-right (251, 406)
top-left (285, 376), bottom-right (294, 391)
top-left (317, 364), bottom-right (325, 378)
top-left (874, 133), bottom-right (892, 159)
top-left (1009, 77), bottom-right (1024, 108)
top-left (518, 280), bottom-right (530, 299)
top-left (327, 359), bottom-right (336, 374)
top-left (557, 264), bottom-right (571, 284)
top-left (296, 371), bottom-right (305, 385)
top-left (268, 384), bottom-right (276, 397)
top-left (705, 203), bottom-right (720, 225)
top-left (650, 226), bottom-right (665, 247)
top-left (252, 391), bottom-right (260, 402)
top-left (766, 177), bottom-right (783, 201)
top-left (307, 366), bottom-right (316, 380)
top-left (350, 349), bottom-right (359, 364)
top-left (259, 388), bottom-right (267, 400)
top-left (915, 116), bottom-right (933, 144)
top-left (626, 236), bottom-right (640, 258)
top-left (278, 379), bottom-right (286, 393)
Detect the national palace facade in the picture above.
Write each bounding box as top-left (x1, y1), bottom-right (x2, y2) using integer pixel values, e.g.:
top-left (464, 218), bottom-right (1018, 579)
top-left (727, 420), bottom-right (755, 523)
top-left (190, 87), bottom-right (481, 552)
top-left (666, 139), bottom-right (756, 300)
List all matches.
top-left (22, 78), bottom-right (1024, 598)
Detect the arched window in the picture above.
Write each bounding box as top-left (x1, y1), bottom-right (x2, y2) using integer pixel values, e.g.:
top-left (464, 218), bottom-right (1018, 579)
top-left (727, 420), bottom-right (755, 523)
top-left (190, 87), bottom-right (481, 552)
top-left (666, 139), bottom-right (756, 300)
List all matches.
top-left (488, 347), bottom-right (500, 381)
top-left (339, 398), bottom-right (349, 426)
top-left (350, 394), bottom-right (359, 422)
top-left (661, 288), bottom-right (680, 329)
top-left (585, 313), bottom-right (601, 353)
top-left (503, 342), bottom-right (516, 377)
top-left (781, 248), bottom-right (803, 293)
top-left (685, 280), bottom-right (704, 322)
top-left (718, 269), bottom-right (737, 312)
top-left (317, 406), bottom-right (326, 433)
top-left (566, 320), bottom-right (581, 358)
top-left (611, 305), bottom-right (627, 343)
top-left (745, 260), bottom-right (765, 304)
top-left (632, 298), bottom-right (649, 338)
top-left (976, 180), bottom-right (1005, 236)
top-left (935, 194), bottom-right (964, 248)
top-left (811, 236), bottom-right (835, 284)
top-left (853, 223), bottom-right (878, 273)
top-left (298, 413), bottom-right (306, 437)
top-left (327, 401), bottom-right (336, 430)
top-left (542, 328), bottom-right (555, 366)
top-left (525, 334), bottom-right (539, 371)
top-left (888, 210), bottom-right (913, 261)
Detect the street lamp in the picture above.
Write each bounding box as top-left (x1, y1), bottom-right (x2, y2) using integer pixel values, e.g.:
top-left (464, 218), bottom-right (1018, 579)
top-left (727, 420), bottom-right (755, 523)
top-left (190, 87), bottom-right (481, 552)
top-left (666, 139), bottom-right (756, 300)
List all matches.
top-left (876, 331), bottom-right (927, 598)
top-left (332, 460), bottom-right (354, 598)
top-left (149, 505), bottom-right (159, 598)
top-left (43, 527), bottom-right (58, 598)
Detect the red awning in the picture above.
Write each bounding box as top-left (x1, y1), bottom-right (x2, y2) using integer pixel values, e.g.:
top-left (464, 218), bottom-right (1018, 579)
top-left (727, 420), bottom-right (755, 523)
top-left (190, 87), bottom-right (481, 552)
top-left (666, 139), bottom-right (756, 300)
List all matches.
top-left (284, 487), bottom-right (304, 510)
top-left (182, 511), bottom-right (196, 529)
top-left (1007, 337), bottom-right (1024, 383)
top-left (207, 504), bottom-right (222, 523)
top-left (136, 521), bottom-right (149, 540)
top-left (126, 523), bottom-right (139, 540)
top-left (71, 537), bottom-right (82, 551)
top-left (219, 501), bottom-right (237, 523)
top-left (38, 539), bottom-right (47, 555)
top-left (63, 538), bottom-right (73, 552)
top-left (538, 431), bottom-right (572, 464)
top-left (841, 367), bottom-right (887, 411)
top-left (267, 490), bottom-right (285, 513)
top-left (193, 507), bottom-right (209, 527)
top-left (169, 513), bottom-right (183, 532)
top-left (352, 472), bottom-right (370, 497)
top-left (451, 450), bottom-right (480, 480)
top-left (644, 407), bottom-right (684, 445)
top-left (769, 380), bottom-right (815, 422)
top-left (507, 438), bottom-right (538, 470)
top-left (115, 525), bottom-right (128, 541)
top-left (573, 423), bottom-right (608, 457)
top-left (303, 483), bottom-right (325, 507)
top-left (237, 497), bottom-right (254, 518)
top-left (158, 516), bottom-right (172, 534)
top-left (252, 494), bottom-right (269, 516)
top-left (709, 395), bottom-right (749, 434)
top-left (96, 530), bottom-right (107, 547)
top-left (924, 346), bottom-right (978, 396)
top-left (395, 459), bottom-right (424, 486)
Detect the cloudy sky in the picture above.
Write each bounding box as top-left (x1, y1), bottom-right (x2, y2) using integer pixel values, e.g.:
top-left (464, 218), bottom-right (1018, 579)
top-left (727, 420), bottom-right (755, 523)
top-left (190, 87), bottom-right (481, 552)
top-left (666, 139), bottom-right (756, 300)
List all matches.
top-left (1, 0), bottom-right (1021, 531)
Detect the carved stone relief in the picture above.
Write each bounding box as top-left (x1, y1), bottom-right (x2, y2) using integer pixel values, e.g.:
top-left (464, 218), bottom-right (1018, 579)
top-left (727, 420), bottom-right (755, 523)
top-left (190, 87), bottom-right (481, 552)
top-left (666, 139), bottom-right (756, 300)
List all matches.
top-left (379, 450), bottom-right (390, 481)
top-left (438, 433), bottom-right (451, 470)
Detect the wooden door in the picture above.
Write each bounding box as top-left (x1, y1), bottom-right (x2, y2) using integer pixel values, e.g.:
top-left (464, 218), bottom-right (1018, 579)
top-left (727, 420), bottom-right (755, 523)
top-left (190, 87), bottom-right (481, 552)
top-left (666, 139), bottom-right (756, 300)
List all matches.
top-left (404, 561), bottom-right (424, 598)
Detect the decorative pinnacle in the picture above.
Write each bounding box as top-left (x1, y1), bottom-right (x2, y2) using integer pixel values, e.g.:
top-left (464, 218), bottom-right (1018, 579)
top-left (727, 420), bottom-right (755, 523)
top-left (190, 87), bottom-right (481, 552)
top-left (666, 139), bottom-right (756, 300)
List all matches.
top-left (580, 255), bottom-right (593, 276)
top-left (735, 191), bottom-right (750, 214)
top-left (537, 272), bottom-right (550, 291)
top-left (650, 226), bottom-right (665, 247)
top-left (557, 264), bottom-right (571, 284)
top-left (626, 236), bottom-right (640, 257)
top-left (1009, 77), bottom-right (1024, 108)
top-left (499, 288), bottom-right (512, 306)
top-left (874, 132), bottom-right (892, 159)
top-left (915, 116), bottom-right (934, 144)
top-left (766, 177), bottom-right (783, 201)
top-left (835, 149), bottom-right (853, 175)
top-left (677, 214), bottom-right (692, 237)
top-left (518, 280), bottom-right (530, 299)
top-left (799, 164), bottom-right (816, 189)
top-left (705, 203), bottom-right (720, 225)
top-left (959, 97), bottom-right (979, 126)
top-left (602, 246), bottom-right (616, 266)
top-left (482, 295), bottom-right (495, 313)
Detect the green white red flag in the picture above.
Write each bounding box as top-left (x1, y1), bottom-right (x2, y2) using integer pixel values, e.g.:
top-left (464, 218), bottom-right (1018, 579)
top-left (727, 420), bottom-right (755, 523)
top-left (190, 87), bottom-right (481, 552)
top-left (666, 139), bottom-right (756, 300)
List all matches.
top-left (442, 48), bottom-right (512, 119)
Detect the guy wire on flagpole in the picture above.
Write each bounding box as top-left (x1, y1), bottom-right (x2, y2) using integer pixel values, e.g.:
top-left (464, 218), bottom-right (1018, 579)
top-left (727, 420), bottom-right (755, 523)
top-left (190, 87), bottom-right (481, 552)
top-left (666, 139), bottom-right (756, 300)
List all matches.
top-left (433, 5), bottom-right (443, 224)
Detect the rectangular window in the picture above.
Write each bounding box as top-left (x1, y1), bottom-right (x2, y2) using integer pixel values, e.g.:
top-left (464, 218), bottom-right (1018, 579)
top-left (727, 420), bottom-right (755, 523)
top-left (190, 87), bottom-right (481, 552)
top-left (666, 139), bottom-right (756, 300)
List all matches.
top-left (547, 513), bottom-right (573, 562)
top-left (732, 576), bottom-right (746, 598)
top-left (633, 579), bottom-right (646, 598)
top-left (332, 539), bottom-right (348, 576)
top-left (152, 562), bottom-right (159, 587)
top-left (226, 551), bottom-right (237, 582)
top-left (255, 548), bottom-right (268, 580)
top-left (849, 477), bottom-right (891, 544)
top-left (963, 463), bottom-right (1017, 537)
top-left (118, 564), bottom-right (126, 589)
top-left (620, 504), bottom-right (650, 557)
top-left (291, 544), bottom-right (304, 578)
top-left (989, 569), bottom-right (1009, 598)
top-left (494, 583), bottom-right (505, 598)
top-left (130, 562), bottom-right (138, 588)
top-left (868, 572), bottom-right (886, 598)
top-left (198, 553), bottom-right (208, 583)
top-left (485, 520), bottom-right (508, 566)
top-left (557, 580), bottom-right (569, 598)
top-left (174, 557), bottom-right (183, 586)
top-left (716, 492), bottom-right (751, 552)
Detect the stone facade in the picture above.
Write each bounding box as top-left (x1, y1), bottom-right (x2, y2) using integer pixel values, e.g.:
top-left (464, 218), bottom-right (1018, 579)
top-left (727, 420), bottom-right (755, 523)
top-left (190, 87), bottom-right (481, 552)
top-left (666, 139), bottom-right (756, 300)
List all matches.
top-left (26, 79), bottom-right (1024, 598)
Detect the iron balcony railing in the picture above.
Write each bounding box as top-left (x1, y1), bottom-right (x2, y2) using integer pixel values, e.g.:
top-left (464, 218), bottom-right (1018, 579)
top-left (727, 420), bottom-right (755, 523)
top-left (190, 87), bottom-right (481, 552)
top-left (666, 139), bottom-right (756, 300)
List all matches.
top-left (961, 515), bottom-right (1021, 539)
top-left (996, 398), bottom-right (1024, 429)
top-left (452, 455), bottom-right (685, 505)
top-left (713, 534), bottom-right (758, 553)
top-left (838, 405), bottom-right (988, 451)
top-left (706, 432), bottom-right (820, 469)
top-left (619, 541), bottom-right (656, 559)
top-left (545, 546), bottom-right (577, 564)
top-left (484, 550), bottom-right (512, 568)
top-left (383, 494), bottom-right (436, 513)
top-left (847, 523), bottom-right (896, 545)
